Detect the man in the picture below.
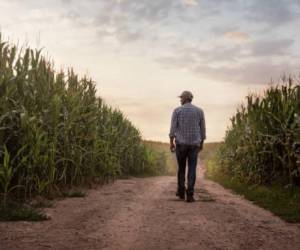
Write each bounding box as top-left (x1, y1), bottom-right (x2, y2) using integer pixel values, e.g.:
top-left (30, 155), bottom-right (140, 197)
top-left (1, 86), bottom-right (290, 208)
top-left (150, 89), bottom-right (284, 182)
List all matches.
top-left (169, 90), bottom-right (206, 202)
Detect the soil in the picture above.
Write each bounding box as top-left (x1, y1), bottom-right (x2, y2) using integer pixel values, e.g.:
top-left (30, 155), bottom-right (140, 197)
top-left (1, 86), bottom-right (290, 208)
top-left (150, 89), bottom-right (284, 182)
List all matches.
top-left (1, 162), bottom-right (300, 250)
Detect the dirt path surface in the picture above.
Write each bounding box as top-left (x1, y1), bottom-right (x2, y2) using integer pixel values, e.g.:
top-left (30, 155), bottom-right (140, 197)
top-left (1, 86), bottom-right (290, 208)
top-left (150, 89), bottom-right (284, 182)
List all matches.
top-left (1, 163), bottom-right (300, 250)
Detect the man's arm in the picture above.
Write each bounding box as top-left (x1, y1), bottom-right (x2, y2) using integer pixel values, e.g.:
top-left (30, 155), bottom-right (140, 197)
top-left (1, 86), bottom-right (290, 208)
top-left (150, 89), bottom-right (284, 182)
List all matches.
top-left (169, 110), bottom-right (177, 152)
top-left (199, 110), bottom-right (206, 151)
top-left (170, 136), bottom-right (175, 152)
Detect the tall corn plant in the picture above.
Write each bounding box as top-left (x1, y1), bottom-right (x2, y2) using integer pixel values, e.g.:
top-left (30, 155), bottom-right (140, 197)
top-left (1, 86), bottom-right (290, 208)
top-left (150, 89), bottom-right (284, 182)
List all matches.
top-left (0, 33), bottom-right (167, 203)
top-left (216, 77), bottom-right (300, 186)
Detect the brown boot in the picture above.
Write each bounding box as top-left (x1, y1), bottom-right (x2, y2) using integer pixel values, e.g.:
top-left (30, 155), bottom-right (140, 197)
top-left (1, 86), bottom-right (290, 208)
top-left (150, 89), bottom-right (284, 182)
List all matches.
top-left (186, 194), bottom-right (195, 202)
top-left (176, 190), bottom-right (185, 200)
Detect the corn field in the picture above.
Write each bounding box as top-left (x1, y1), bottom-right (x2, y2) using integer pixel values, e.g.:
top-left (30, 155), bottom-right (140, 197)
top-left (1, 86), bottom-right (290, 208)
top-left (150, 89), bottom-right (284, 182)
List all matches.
top-left (0, 34), bottom-right (167, 205)
top-left (214, 78), bottom-right (300, 186)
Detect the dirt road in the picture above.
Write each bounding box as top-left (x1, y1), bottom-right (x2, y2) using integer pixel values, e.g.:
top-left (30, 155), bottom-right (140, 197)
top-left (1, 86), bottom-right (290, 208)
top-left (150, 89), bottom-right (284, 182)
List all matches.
top-left (1, 163), bottom-right (300, 250)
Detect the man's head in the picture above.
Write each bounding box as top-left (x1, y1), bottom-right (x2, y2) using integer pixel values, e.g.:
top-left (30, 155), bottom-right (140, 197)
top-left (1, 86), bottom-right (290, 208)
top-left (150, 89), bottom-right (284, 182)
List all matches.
top-left (178, 90), bottom-right (193, 105)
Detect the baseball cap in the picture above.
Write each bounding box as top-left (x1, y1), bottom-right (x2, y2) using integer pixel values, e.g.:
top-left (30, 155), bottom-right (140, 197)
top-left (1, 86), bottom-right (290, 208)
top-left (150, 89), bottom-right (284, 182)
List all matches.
top-left (178, 90), bottom-right (193, 99)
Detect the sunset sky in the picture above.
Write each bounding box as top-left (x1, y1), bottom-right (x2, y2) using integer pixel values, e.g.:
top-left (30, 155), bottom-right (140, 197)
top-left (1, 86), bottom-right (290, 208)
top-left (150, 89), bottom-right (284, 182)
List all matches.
top-left (1, 0), bottom-right (299, 142)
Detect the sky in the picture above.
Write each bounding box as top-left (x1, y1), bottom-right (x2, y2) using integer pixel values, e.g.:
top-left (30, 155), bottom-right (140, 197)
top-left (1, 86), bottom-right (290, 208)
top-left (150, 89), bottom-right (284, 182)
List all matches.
top-left (1, 0), bottom-right (300, 142)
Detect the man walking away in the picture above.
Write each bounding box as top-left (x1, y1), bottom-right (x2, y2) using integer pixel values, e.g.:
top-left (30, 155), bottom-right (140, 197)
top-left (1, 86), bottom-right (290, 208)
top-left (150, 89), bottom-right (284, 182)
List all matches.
top-left (169, 91), bottom-right (206, 202)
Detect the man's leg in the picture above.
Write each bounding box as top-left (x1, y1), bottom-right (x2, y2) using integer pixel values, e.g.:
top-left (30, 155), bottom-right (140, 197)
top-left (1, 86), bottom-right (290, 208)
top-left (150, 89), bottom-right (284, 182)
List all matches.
top-left (186, 145), bottom-right (199, 200)
top-left (175, 144), bottom-right (188, 198)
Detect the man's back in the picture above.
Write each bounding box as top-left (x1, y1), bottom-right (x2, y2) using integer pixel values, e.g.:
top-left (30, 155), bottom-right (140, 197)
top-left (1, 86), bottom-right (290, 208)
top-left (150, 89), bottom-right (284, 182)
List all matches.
top-left (169, 91), bottom-right (206, 202)
top-left (169, 102), bottom-right (206, 145)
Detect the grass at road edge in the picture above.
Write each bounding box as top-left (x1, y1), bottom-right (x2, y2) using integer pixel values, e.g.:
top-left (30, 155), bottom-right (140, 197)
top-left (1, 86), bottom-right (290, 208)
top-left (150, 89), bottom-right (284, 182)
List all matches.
top-left (62, 190), bottom-right (86, 198)
top-left (0, 189), bottom-right (85, 221)
top-left (0, 202), bottom-right (49, 221)
top-left (205, 160), bottom-right (300, 223)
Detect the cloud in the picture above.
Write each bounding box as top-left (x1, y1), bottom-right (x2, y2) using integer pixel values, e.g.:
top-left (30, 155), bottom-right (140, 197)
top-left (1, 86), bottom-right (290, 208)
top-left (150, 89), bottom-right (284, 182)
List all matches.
top-left (161, 42), bottom-right (244, 65)
top-left (120, 0), bottom-right (176, 22)
top-left (115, 26), bottom-right (143, 43)
top-left (245, 0), bottom-right (299, 26)
top-left (156, 54), bottom-right (197, 69)
top-left (57, 0), bottom-right (300, 48)
top-left (224, 31), bottom-right (250, 43)
top-left (155, 38), bottom-right (299, 85)
top-left (90, 0), bottom-right (180, 43)
top-left (192, 60), bottom-right (298, 85)
top-left (182, 0), bottom-right (198, 7)
top-left (211, 25), bottom-right (239, 35)
top-left (250, 39), bottom-right (294, 57)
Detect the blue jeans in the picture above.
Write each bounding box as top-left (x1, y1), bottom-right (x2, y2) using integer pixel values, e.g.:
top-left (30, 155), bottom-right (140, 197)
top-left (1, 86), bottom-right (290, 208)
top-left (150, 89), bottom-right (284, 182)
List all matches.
top-left (175, 144), bottom-right (200, 196)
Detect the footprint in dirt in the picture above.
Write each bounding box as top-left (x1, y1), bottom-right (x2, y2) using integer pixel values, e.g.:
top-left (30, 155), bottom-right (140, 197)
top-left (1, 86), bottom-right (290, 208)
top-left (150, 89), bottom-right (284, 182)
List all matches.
top-left (194, 188), bottom-right (215, 202)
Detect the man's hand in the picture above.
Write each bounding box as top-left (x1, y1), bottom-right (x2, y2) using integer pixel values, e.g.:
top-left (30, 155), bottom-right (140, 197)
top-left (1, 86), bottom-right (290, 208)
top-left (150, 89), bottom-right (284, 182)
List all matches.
top-left (170, 143), bottom-right (176, 153)
top-left (170, 138), bottom-right (176, 153)
top-left (199, 141), bottom-right (204, 152)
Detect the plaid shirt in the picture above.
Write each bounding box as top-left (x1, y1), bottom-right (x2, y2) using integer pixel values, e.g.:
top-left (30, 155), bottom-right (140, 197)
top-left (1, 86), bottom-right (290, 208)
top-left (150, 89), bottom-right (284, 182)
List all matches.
top-left (169, 102), bottom-right (206, 145)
